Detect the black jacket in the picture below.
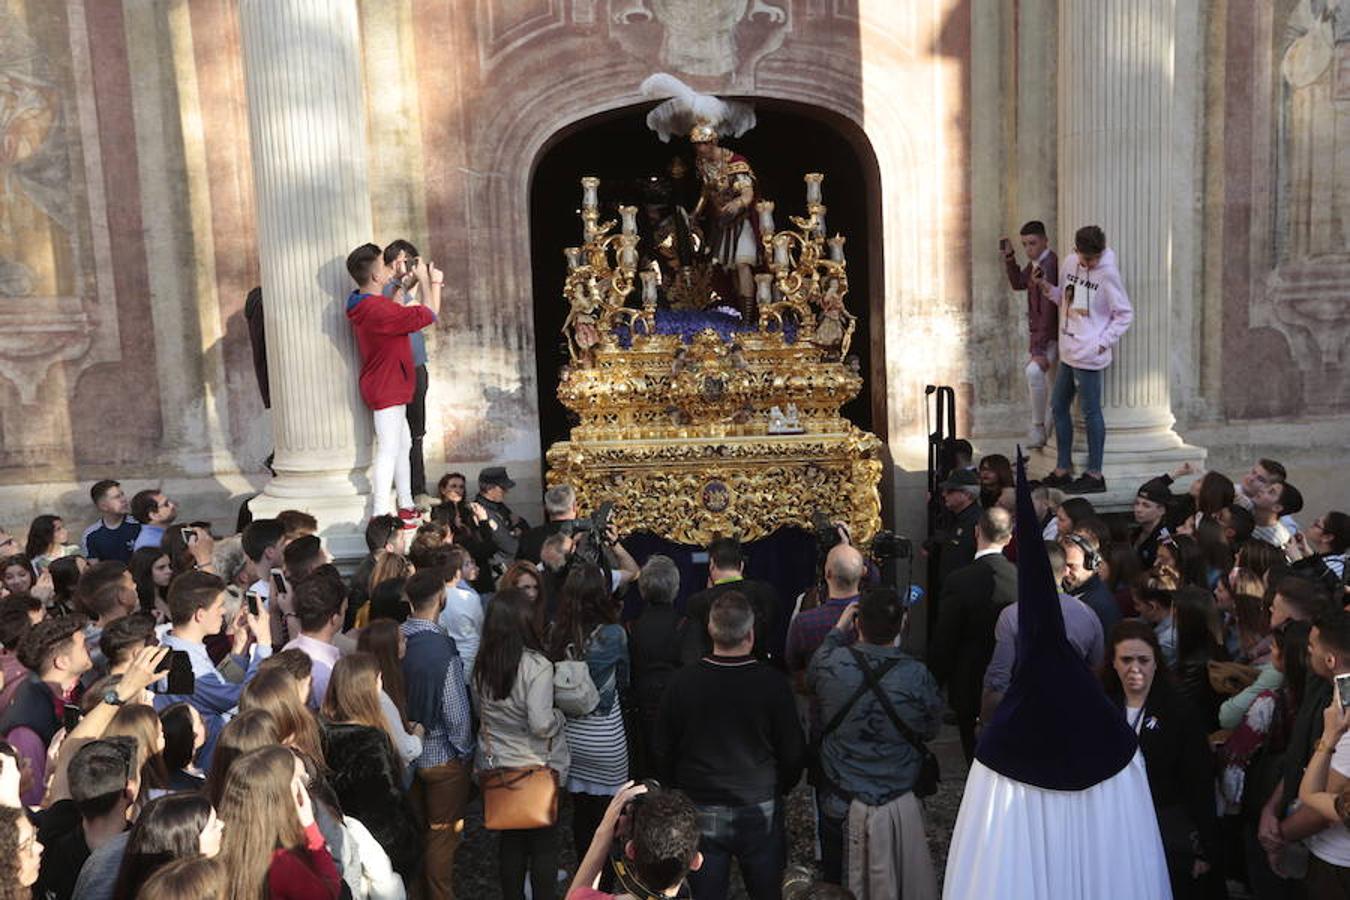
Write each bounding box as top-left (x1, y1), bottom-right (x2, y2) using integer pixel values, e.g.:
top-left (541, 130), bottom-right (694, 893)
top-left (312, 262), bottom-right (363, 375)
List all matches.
top-left (680, 578), bottom-right (782, 667)
top-left (928, 552), bottom-right (1017, 716)
top-left (321, 722), bottom-right (423, 877)
top-left (655, 654), bottom-right (805, 806)
top-left (1111, 679), bottom-right (1220, 868)
top-left (629, 605), bottom-right (686, 715)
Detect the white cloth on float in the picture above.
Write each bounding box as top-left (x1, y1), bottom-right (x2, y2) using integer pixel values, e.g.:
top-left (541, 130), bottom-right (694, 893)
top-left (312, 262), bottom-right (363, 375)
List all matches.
top-left (943, 752), bottom-right (1172, 900)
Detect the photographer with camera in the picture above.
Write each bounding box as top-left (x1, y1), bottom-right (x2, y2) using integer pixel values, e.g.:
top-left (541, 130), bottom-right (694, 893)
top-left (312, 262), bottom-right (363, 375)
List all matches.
top-left (519, 484), bottom-right (581, 565)
top-left (807, 589), bottom-right (942, 897)
top-left (567, 780), bottom-right (703, 900)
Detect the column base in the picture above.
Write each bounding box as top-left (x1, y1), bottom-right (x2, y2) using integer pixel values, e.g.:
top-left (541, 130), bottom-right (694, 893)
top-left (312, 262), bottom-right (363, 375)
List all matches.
top-left (1030, 437), bottom-right (1207, 514)
top-left (249, 474), bottom-right (371, 564)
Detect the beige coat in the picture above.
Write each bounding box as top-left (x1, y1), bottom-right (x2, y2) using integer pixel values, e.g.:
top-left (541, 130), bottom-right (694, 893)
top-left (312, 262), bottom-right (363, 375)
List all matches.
top-left (473, 649), bottom-right (570, 779)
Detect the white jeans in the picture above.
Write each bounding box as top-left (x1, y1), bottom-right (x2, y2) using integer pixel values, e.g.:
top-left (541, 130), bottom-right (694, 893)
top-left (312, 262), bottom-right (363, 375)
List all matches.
top-left (1025, 340), bottom-right (1058, 428)
top-left (371, 405), bottom-right (413, 515)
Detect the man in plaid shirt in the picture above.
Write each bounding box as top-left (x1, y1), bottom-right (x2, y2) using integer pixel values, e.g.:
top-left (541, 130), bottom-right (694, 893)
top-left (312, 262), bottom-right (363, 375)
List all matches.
top-left (401, 569), bottom-right (475, 899)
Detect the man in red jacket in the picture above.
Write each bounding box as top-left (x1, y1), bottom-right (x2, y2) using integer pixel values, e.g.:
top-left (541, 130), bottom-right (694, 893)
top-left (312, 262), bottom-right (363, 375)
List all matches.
top-left (345, 243), bottom-right (441, 522)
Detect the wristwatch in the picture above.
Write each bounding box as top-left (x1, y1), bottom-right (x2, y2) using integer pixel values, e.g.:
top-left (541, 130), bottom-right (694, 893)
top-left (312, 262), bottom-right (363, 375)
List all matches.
top-left (102, 690), bottom-right (126, 708)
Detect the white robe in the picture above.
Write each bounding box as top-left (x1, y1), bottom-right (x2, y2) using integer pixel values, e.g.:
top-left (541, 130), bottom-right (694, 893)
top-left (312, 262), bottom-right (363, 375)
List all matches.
top-left (944, 752), bottom-right (1171, 900)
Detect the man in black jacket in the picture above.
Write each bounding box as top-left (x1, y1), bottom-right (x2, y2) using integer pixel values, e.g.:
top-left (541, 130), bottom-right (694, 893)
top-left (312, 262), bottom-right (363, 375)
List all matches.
top-left (656, 592), bottom-right (805, 900)
top-left (681, 537), bottom-right (781, 666)
top-left (928, 508), bottom-right (1016, 762)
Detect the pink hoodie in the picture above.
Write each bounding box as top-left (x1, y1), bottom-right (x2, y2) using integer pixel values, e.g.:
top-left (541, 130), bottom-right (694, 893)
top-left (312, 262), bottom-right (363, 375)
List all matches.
top-left (1046, 247), bottom-right (1133, 370)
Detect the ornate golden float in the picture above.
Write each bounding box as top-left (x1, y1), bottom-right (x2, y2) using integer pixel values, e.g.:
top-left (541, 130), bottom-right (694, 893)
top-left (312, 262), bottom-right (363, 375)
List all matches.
top-left (545, 172), bottom-right (882, 547)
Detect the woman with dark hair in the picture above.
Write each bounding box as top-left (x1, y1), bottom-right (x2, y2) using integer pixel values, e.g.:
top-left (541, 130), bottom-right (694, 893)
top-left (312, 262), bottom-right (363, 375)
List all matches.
top-left (977, 454), bottom-right (1014, 509)
top-left (368, 577), bottom-right (411, 624)
top-left (159, 703), bottom-right (207, 791)
top-left (1055, 497), bottom-right (1097, 542)
top-left (473, 587), bottom-right (569, 900)
top-left (356, 618), bottom-right (422, 769)
top-left (0, 805), bottom-right (41, 897)
top-left (216, 746), bottom-right (341, 900)
top-left (1189, 471), bottom-right (1236, 528)
top-left (499, 560), bottom-right (547, 631)
top-left (110, 792), bottom-right (221, 899)
top-left (549, 562), bottom-right (630, 874)
top-left (0, 555), bottom-right (33, 597)
top-left (1171, 587), bottom-right (1228, 730)
top-left (1155, 534), bottom-right (1209, 589)
top-left (432, 471), bottom-right (494, 554)
top-left (320, 652), bottom-right (422, 878)
top-left (45, 555), bottom-right (83, 617)
top-left (1192, 519), bottom-right (1234, 590)
top-left (1288, 510), bottom-right (1350, 597)
top-left (1102, 620), bottom-right (1221, 898)
top-left (24, 515), bottom-right (75, 572)
top-left (357, 551), bottom-right (414, 629)
top-left (1102, 541), bottom-right (1144, 620)
top-left (0, 801), bottom-right (39, 891)
top-left (1220, 619), bottom-right (1309, 814)
top-left (129, 546), bottom-right (173, 621)
top-left (1236, 540), bottom-right (1286, 585)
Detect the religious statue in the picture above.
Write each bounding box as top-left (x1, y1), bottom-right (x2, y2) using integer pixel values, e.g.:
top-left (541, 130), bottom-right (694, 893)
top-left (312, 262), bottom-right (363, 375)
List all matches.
top-left (690, 123), bottom-right (762, 320)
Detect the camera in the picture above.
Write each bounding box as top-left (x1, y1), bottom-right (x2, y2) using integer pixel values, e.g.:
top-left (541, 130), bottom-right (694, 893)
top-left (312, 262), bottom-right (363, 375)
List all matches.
top-left (560, 500), bottom-right (616, 568)
top-left (810, 511), bottom-right (845, 555)
top-left (870, 530), bottom-right (912, 560)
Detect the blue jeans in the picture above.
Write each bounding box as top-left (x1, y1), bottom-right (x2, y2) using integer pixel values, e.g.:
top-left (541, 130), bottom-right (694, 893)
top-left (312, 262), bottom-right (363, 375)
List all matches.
top-left (686, 799), bottom-right (785, 900)
top-left (1052, 363), bottom-right (1105, 473)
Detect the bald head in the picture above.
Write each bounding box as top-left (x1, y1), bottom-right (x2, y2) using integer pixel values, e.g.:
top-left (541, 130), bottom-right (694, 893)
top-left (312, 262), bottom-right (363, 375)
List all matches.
top-left (977, 508), bottom-right (1014, 549)
top-left (824, 543), bottom-right (865, 597)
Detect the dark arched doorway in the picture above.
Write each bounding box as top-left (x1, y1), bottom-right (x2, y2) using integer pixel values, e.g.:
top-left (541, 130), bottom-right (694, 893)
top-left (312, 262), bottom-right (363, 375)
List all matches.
top-left (528, 100), bottom-right (886, 463)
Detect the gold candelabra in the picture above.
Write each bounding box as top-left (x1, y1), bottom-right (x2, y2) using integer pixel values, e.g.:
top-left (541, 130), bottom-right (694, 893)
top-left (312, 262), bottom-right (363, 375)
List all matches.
top-left (756, 173), bottom-right (856, 358)
top-left (561, 178), bottom-right (653, 362)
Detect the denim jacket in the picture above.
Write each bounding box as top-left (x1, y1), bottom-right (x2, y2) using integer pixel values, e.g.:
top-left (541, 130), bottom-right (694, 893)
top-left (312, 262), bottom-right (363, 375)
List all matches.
top-left (807, 629), bottom-right (942, 812)
top-left (583, 624), bottom-right (630, 715)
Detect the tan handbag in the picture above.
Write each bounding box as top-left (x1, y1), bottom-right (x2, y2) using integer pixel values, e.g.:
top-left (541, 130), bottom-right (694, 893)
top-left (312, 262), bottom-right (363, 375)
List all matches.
top-left (480, 766), bottom-right (559, 830)
top-left (478, 723), bottom-right (559, 830)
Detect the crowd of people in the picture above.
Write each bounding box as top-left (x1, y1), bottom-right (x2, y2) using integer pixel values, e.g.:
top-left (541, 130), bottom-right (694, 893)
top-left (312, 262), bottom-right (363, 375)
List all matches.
top-left (0, 446), bottom-right (1338, 899)
top-left (929, 449), bottom-right (1348, 899)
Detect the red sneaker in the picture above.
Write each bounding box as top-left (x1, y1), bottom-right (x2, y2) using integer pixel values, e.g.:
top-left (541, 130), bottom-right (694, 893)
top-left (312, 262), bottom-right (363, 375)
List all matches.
top-left (396, 508), bottom-right (422, 529)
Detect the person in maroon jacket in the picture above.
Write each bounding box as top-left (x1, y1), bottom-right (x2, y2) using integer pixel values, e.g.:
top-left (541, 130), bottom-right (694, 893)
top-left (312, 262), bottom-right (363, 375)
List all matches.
top-left (1001, 220), bottom-right (1059, 449)
top-left (345, 243), bottom-right (442, 522)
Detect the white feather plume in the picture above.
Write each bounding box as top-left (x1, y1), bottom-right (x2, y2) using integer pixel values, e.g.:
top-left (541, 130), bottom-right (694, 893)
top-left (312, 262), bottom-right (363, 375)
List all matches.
top-left (640, 73), bottom-right (756, 143)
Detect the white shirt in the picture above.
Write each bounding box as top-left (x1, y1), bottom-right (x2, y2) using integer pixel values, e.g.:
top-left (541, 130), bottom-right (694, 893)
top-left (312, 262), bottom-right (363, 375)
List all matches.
top-left (1306, 730), bottom-right (1350, 865)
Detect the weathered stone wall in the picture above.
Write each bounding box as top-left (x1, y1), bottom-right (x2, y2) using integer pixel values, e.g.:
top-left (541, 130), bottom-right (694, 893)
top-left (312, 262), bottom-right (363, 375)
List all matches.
top-left (0, 0), bottom-right (1346, 540)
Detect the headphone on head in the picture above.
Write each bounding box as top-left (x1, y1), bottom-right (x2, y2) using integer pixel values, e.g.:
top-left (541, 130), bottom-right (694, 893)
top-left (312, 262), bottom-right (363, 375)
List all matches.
top-left (1064, 533), bottom-right (1101, 571)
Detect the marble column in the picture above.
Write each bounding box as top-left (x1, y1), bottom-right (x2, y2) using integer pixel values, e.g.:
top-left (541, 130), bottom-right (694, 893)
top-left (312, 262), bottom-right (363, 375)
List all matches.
top-left (238, 0), bottom-right (374, 557)
top-left (1056, 0), bottom-right (1204, 486)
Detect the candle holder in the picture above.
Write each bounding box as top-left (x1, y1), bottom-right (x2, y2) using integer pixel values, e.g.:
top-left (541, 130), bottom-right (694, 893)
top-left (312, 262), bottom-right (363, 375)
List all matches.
top-left (804, 172), bottom-right (824, 205)
top-left (620, 205), bottom-right (638, 236)
top-left (756, 200), bottom-right (776, 238)
top-left (581, 176), bottom-right (600, 211)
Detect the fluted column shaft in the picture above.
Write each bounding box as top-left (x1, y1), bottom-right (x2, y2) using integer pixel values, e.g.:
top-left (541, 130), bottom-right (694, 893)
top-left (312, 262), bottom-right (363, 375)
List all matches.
top-left (1058, 0), bottom-right (1185, 456)
top-left (239, 0), bottom-right (374, 540)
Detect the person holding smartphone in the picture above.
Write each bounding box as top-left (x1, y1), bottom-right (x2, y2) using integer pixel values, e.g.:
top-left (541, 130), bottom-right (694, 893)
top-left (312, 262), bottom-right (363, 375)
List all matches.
top-left (1000, 220), bottom-right (1059, 449)
top-left (1032, 225), bottom-right (1134, 495)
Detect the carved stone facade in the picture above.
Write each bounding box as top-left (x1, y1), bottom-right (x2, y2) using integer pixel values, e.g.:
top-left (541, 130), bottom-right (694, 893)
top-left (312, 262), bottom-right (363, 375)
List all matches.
top-left (0, 0), bottom-right (1346, 542)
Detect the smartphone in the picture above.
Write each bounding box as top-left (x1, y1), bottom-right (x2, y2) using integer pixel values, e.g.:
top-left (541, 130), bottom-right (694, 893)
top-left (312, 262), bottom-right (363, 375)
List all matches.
top-left (246, 590), bottom-right (260, 617)
top-left (999, 238), bottom-right (1012, 255)
top-left (62, 704), bottom-right (82, 732)
top-left (183, 527), bottom-right (197, 544)
top-left (1336, 672), bottom-right (1350, 710)
top-left (166, 651), bottom-right (195, 695)
top-left (271, 569), bottom-right (288, 597)
top-left (155, 650), bottom-right (174, 673)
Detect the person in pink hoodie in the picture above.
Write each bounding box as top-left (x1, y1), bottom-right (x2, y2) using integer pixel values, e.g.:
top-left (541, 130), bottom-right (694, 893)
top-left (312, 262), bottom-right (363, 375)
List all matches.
top-left (1032, 225), bottom-right (1133, 495)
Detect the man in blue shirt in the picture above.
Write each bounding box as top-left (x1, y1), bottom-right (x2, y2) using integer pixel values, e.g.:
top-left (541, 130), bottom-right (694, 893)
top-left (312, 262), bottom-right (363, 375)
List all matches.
top-left (130, 489), bottom-right (178, 552)
top-left (155, 570), bottom-right (272, 768)
top-left (80, 480), bottom-right (140, 563)
top-left (401, 568), bottom-right (474, 900)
